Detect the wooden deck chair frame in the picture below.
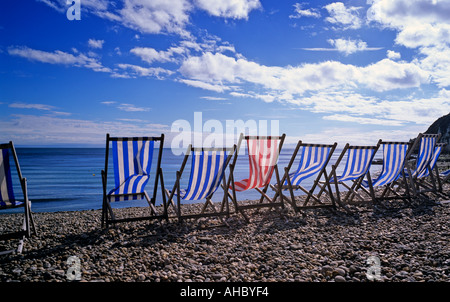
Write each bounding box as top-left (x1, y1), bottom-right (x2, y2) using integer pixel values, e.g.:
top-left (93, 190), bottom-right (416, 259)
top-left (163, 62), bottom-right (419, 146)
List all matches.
top-left (324, 141), bottom-right (381, 210)
top-left (270, 141), bottom-right (338, 214)
top-left (0, 141), bottom-right (37, 255)
top-left (101, 134), bottom-right (168, 228)
top-left (363, 141), bottom-right (413, 205)
top-left (226, 133), bottom-right (286, 222)
top-left (401, 133), bottom-right (442, 199)
top-left (165, 145), bottom-right (235, 223)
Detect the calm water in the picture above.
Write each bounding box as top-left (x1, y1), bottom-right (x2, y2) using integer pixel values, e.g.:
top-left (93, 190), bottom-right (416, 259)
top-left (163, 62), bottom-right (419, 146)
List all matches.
top-left (2, 147), bottom-right (383, 214)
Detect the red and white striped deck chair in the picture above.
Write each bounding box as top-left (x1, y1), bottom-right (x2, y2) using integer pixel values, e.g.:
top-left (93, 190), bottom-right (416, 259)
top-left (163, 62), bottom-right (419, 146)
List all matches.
top-left (226, 133), bottom-right (286, 221)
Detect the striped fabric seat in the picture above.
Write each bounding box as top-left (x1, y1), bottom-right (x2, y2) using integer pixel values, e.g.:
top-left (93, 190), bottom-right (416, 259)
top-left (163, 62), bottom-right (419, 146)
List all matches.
top-left (233, 137), bottom-right (280, 192)
top-left (330, 147), bottom-right (378, 183)
top-left (362, 142), bottom-right (409, 188)
top-left (404, 134), bottom-right (438, 179)
top-left (416, 143), bottom-right (444, 179)
top-left (108, 138), bottom-right (154, 201)
top-left (285, 144), bottom-right (335, 187)
top-left (398, 133), bottom-right (443, 198)
top-left (178, 149), bottom-right (229, 200)
top-left (0, 147), bottom-right (22, 208)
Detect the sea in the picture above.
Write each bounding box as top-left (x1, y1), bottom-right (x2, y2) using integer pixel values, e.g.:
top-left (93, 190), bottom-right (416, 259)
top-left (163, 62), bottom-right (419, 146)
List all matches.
top-left (1, 147), bottom-right (383, 214)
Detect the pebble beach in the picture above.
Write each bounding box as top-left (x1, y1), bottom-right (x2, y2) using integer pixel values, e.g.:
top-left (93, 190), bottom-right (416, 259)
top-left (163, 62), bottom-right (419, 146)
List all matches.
top-left (0, 188), bottom-right (449, 284)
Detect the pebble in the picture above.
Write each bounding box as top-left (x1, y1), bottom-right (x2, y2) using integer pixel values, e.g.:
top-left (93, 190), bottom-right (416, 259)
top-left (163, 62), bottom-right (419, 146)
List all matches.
top-left (0, 188), bottom-right (449, 282)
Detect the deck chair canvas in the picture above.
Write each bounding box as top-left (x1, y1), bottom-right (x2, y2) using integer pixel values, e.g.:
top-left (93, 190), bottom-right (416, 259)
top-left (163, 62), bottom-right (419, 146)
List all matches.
top-left (0, 141), bottom-right (36, 255)
top-left (101, 134), bottom-right (167, 227)
top-left (401, 133), bottom-right (441, 198)
top-left (270, 141), bottom-right (338, 213)
top-left (323, 141), bottom-right (381, 209)
top-left (165, 145), bottom-right (235, 223)
top-left (227, 133), bottom-right (286, 222)
top-left (361, 141), bottom-right (412, 204)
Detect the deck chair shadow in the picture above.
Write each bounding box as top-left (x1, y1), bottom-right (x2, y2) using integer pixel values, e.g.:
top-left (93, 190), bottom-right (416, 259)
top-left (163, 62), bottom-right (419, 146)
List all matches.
top-left (226, 133), bottom-right (286, 222)
top-left (165, 145), bottom-right (235, 224)
top-left (322, 140), bottom-right (381, 212)
top-left (400, 133), bottom-right (441, 199)
top-left (361, 141), bottom-right (412, 205)
top-left (0, 141), bottom-right (37, 255)
top-left (101, 134), bottom-right (168, 228)
top-left (270, 141), bottom-right (338, 214)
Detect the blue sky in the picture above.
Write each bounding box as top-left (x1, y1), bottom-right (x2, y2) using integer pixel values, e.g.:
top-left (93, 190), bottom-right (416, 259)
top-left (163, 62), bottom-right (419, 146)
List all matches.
top-left (1, 0), bottom-right (450, 147)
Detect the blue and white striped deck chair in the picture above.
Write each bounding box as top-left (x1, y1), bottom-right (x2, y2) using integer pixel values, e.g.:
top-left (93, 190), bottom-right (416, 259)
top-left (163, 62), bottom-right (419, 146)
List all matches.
top-left (101, 134), bottom-right (167, 227)
top-left (270, 141), bottom-right (338, 213)
top-left (413, 142), bottom-right (447, 196)
top-left (361, 141), bottom-right (412, 203)
top-left (324, 141), bottom-right (381, 208)
top-left (0, 141), bottom-right (36, 255)
top-left (165, 145), bottom-right (235, 222)
top-left (401, 133), bottom-right (441, 197)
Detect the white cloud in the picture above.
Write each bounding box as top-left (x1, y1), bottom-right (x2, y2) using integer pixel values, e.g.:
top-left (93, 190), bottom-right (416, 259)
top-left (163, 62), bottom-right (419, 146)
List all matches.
top-left (367, 0), bottom-right (450, 29)
top-left (358, 58), bottom-right (429, 92)
top-left (200, 96), bottom-right (228, 101)
top-left (131, 47), bottom-right (174, 64)
top-left (40, 0), bottom-right (262, 37)
top-left (8, 102), bottom-right (72, 116)
top-left (395, 23), bottom-right (450, 49)
top-left (194, 0), bottom-right (261, 19)
top-left (324, 2), bottom-right (362, 30)
top-left (8, 46), bottom-right (111, 73)
top-left (289, 2), bottom-right (321, 19)
top-left (178, 51), bottom-right (444, 126)
top-left (88, 39), bottom-right (105, 49)
top-left (179, 79), bottom-right (231, 93)
top-left (120, 0), bottom-right (192, 36)
top-left (117, 103), bottom-right (150, 112)
top-left (386, 50), bottom-right (401, 60)
top-left (130, 46), bottom-right (184, 64)
top-left (116, 63), bottom-right (173, 78)
top-left (9, 103), bottom-right (56, 111)
top-left (179, 52), bottom-right (428, 96)
top-left (323, 114), bottom-right (405, 126)
top-left (367, 0), bottom-right (450, 87)
top-left (327, 38), bottom-right (382, 55)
